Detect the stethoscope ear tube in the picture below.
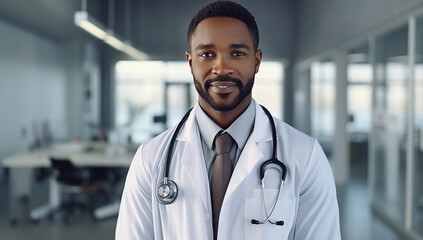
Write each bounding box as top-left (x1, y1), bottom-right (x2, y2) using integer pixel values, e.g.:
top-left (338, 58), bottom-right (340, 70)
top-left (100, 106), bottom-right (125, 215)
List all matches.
top-left (260, 106), bottom-right (277, 159)
top-left (164, 109), bottom-right (193, 179)
top-left (157, 109), bottom-right (192, 205)
top-left (252, 106), bottom-right (287, 226)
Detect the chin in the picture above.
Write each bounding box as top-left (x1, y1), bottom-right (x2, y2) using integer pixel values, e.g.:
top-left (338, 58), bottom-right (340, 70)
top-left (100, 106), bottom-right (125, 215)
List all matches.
top-left (209, 95), bottom-right (251, 112)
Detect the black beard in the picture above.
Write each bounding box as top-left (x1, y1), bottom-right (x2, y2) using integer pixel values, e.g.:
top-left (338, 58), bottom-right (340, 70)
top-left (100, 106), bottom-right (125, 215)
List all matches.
top-left (193, 74), bottom-right (255, 112)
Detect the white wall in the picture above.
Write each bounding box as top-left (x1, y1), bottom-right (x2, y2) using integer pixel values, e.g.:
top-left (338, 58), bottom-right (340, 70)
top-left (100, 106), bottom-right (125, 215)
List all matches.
top-left (62, 40), bottom-right (101, 141)
top-left (62, 40), bottom-right (84, 141)
top-left (0, 19), bottom-right (67, 174)
top-left (0, 18), bottom-right (102, 178)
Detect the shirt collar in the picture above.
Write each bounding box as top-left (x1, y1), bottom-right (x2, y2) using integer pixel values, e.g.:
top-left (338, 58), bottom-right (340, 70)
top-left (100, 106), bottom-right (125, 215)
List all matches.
top-left (195, 100), bottom-right (256, 151)
top-left (226, 101), bottom-right (255, 151)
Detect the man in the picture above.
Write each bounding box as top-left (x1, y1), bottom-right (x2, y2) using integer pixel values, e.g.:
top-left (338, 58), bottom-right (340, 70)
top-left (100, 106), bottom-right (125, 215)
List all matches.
top-left (116, 1), bottom-right (341, 239)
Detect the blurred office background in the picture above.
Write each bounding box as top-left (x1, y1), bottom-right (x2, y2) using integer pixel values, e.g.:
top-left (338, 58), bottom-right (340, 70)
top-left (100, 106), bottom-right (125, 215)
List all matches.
top-left (0, 0), bottom-right (422, 239)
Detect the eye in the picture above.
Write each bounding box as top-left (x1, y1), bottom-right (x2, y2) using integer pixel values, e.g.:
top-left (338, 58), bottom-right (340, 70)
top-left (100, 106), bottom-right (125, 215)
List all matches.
top-left (199, 52), bottom-right (215, 58)
top-left (232, 51), bottom-right (246, 57)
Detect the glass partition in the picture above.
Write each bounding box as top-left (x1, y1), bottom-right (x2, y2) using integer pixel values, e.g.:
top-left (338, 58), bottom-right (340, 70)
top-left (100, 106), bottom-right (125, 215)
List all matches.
top-left (413, 16), bottom-right (423, 236)
top-left (311, 61), bottom-right (335, 160)
top-left (372, 24), bottom-right (408, 226)
top-left (294, 68), bottom-right (311, 135)
top-left (347, 54), bottom-right (372, 134)
top-left (347, 45), bottom-right (372, 174)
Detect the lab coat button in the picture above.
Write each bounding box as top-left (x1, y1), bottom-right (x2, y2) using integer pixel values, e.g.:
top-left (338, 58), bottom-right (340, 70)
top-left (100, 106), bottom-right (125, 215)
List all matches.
top-left (204, 213), bottom-right (210, 221)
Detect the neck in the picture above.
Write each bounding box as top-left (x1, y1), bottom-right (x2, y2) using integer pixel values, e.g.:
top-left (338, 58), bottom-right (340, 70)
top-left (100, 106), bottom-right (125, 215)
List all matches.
top-left (199, 97), bottom-right (252, 129)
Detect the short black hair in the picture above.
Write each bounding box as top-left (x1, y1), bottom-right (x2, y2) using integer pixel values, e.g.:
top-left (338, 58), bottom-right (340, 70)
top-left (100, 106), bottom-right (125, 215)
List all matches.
top-left (187, 1), bottom-right (259, 50)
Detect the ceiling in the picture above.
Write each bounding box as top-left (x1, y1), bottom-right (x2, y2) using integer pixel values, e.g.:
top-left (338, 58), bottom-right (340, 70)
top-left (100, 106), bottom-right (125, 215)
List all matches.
top-left (0, 0), bottom-right (82, 40)
top-left (0, 0), bottom-right (295, 60)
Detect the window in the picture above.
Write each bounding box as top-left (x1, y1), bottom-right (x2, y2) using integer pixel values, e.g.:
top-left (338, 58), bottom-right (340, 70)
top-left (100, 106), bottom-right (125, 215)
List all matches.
top-left (115, 61), bottom-right (284, 143)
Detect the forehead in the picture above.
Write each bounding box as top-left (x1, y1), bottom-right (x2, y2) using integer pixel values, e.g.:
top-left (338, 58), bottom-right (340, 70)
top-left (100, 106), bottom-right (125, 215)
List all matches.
top-left (190, 17), bottom-right (254, 49)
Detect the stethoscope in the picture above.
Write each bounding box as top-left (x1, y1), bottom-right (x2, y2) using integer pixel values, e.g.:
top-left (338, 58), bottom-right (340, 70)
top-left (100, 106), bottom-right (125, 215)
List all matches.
top-left (156, 105), bottom-right (287, 226)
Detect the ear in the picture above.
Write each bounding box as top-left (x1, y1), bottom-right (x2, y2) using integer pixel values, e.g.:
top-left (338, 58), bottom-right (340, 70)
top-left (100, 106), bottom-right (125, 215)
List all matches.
top-left (254, 49), bottom-right (263, 73)
top-left (185, 51), bottom-right (193, 71)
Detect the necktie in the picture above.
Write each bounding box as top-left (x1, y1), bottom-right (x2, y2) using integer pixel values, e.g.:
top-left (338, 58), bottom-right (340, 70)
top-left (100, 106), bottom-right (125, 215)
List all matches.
top-left (211, 132), bottom-right (234, 240)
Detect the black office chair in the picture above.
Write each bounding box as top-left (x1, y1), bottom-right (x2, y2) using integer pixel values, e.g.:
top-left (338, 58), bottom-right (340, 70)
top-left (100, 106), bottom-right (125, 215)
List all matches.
top-left (50, 157), bottom-right (103, 223)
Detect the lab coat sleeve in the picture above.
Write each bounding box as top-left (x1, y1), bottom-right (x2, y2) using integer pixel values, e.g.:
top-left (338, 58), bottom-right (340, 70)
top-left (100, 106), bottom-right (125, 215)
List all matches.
top-left (115, 145), bottom-right (154, 240)
top-left (293, 140), bottom-right (341, 239)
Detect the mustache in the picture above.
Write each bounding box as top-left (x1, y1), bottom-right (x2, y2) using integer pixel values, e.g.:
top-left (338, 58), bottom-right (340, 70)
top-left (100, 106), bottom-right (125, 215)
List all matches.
top-left (204, 75), bottom-right (243, 88)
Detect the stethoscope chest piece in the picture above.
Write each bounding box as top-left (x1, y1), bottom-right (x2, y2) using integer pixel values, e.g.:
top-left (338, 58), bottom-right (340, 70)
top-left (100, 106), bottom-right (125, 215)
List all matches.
top-left (156, 178), bottom-right (178, 205)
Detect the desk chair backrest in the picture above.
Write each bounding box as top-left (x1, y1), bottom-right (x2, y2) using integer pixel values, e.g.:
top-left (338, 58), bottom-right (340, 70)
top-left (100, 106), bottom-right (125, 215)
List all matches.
top-left (50, 158), bottom-right (84, 186)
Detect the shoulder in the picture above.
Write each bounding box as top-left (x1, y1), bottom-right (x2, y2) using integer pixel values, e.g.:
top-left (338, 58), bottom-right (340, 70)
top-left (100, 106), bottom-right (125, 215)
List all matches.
top-left (132, 126), bottom-right (177, 174)
top-left (274, 119), bottom-right (316, 152)
top-left (254, 102), bottom-right (315, 152)
top-left (143, 126), bottom-right (176, 152)
top-left (272, 118), bottom-right (325, 177)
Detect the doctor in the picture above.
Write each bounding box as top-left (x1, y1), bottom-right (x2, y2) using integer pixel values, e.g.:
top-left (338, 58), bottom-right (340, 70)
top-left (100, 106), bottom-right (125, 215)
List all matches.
top-left (116, 1), bottom-right (341, 239)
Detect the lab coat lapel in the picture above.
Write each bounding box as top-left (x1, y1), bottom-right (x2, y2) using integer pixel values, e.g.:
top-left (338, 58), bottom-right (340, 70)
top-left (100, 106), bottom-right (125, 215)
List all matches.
top-left (224, 102), bottom-right (273, 201)
top-left (224, 135), bottom-right (263, 199)
top-left (178, 105), bottom-right (212, 214)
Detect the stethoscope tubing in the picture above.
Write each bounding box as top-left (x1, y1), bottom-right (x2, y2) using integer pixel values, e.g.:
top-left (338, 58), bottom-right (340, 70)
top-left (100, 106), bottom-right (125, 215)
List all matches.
top-left (164, 108), bottom-right (193, 178)
top-left (158, 105), bottom-right (287, 227)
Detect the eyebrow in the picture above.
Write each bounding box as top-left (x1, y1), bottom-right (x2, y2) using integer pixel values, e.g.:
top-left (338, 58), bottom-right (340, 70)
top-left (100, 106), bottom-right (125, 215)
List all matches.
top-left (194, 43), bottom-right (251, 51)
top-left (195, 44), bottom-right (214, 51)
top-left (230, 43), bottom-right (250, 50)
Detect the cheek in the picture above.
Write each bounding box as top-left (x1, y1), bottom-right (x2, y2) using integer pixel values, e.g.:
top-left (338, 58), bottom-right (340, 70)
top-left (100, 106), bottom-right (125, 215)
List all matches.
top-left (241, 62), bottom-right (257, 77)
top-left (191, 68), bottom-right (202, 80)
top-left (191, 62), bottom-right (209, 80)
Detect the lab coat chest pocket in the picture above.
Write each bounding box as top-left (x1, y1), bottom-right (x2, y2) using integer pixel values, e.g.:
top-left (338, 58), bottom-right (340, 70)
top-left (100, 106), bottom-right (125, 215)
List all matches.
top-left (245, 189), bottom-right (295, 240)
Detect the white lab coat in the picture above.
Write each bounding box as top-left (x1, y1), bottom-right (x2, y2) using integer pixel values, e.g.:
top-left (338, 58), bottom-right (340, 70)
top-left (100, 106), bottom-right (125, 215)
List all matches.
top-left (116, 101), bottom-right (341, 240)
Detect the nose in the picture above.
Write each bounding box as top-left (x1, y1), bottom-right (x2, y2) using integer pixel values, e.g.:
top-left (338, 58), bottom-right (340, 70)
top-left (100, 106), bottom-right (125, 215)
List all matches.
top-left (212, 55), bottom-right (233, 75)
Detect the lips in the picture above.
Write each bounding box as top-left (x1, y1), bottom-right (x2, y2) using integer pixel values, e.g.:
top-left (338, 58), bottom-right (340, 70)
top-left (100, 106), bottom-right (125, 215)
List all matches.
top-left (209, 81), bottom-right (237, 94)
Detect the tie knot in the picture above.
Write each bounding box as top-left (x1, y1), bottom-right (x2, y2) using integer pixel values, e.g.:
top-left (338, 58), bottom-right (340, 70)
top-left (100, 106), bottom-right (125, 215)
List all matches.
top-left (215, 132), bottom-right (234, 154)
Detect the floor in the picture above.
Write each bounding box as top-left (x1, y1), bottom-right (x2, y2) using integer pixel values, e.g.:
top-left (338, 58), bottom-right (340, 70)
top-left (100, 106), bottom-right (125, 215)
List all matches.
top-left (337, 160), bottom-right (403, 240)
top-left (0, 159), bottom-right (407, 240)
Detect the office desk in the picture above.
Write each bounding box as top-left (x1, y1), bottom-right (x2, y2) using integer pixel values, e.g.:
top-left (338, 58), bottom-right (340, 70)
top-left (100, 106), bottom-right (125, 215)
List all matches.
top-left (2, 141), bottom-right (135, 168)
top-left (2, 141), bottom-right (136, 224)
